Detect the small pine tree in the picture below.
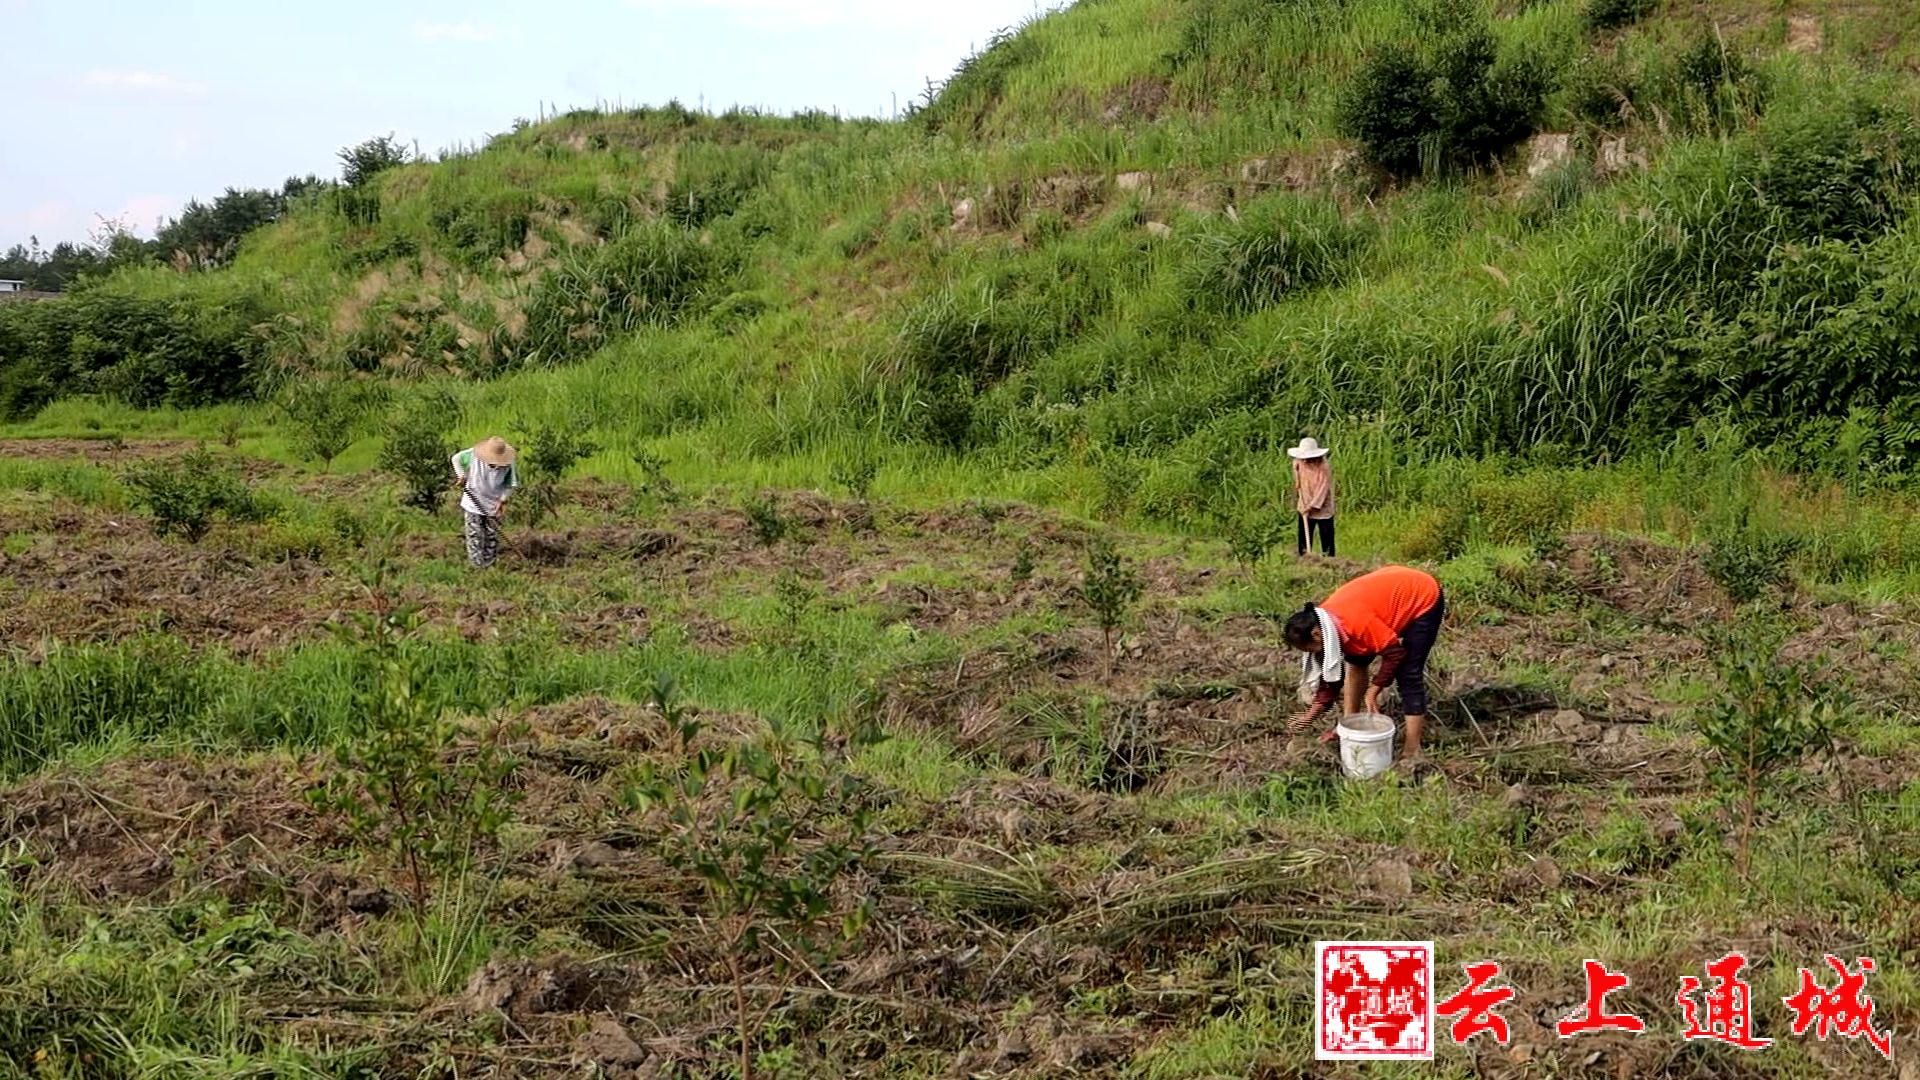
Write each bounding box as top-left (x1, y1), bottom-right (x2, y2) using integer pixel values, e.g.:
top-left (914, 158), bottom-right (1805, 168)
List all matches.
top-left (1077, 538), bottom-right (1143, 674)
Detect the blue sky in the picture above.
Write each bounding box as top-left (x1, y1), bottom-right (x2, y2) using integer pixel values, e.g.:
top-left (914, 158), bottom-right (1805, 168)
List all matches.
top-left (0, 0), bottom-right (1051, 250)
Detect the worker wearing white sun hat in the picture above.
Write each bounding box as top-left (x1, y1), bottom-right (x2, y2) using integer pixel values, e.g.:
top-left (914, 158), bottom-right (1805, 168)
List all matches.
top-left (1289, 436), bottom-right (1335, 558)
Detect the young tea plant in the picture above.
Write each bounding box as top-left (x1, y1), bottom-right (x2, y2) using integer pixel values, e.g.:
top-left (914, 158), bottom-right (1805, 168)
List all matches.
top-left (309, 567), bottom-right (521, 918)
top-left (279, 377), bottom-right (382, 471)
top-left (630, 447), bottom-right (682, 507)
top-left (1698, 615), bottom-right (1838, 880)
top-left (516, 423), bottom-right (599, 526)
top-left (744, 491), bottom-right (789, 547)
top-left (1077, 537), bottom-right (1144, 674)
top-left (124, 448), bottom-right (268, 543)
top-left (379, 388), bottom-right (460, 513)
top-left (829, 446), bottom-right (879, 531)
top-left (624, 673), bottom-right (880, 1080)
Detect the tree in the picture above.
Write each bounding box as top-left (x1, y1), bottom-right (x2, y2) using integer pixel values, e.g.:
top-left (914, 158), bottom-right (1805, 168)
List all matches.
top-left (339, 135), bottom-right (412, 188)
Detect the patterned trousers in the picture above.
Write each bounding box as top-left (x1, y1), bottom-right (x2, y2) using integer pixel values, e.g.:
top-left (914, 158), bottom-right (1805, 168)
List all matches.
top-left (464, 512), bottom-right (502, 568)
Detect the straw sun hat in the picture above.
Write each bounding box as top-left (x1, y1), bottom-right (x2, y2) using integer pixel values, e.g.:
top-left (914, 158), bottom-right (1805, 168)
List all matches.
top-left (1287, 437), bottom-right (1329, 460)
top-left (475, 435), bottom-right (517, 466)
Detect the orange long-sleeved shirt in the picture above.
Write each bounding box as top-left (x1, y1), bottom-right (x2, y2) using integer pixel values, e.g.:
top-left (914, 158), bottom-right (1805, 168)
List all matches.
top-left (1305, 566), bottom-right (1442, 713)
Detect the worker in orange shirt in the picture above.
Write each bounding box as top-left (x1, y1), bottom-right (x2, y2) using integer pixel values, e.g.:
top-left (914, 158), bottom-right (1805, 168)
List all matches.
top-left (1282, 565), bottom-right (1446, 764)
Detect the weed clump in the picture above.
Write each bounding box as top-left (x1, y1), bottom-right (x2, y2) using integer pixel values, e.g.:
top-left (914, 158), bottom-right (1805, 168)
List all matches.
top-left (1182, 196), bottom-right (1371, 315)
top-left (1583, 0), bottom-right (1657, 31)
top-left (520, 223), bottom-right (738, 366)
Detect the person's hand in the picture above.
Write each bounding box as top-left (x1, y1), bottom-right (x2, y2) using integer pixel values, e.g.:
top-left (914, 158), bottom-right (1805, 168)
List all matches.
top-left (1286, 711), bottom-right (1315, 736)
top-left (1364, 685), bottom-right (1382, 715)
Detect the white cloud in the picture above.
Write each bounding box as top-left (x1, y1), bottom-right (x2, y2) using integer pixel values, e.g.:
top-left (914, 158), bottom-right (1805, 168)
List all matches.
top-left (413, 19), bottom-right (508, 43)
top-left (80, 68), bottom-right (209, 96)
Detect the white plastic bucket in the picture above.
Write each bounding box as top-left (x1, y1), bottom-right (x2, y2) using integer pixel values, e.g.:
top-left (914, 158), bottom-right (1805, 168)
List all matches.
top-left (1335, 713), bottom-right (1396, 780)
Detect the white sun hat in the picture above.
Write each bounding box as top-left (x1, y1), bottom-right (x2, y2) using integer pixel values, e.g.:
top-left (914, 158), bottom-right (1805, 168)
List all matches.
top-left (1287, 436), bottom-right (1330, 460)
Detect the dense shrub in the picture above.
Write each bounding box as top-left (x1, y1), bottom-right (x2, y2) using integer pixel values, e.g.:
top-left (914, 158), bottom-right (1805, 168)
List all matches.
top-left (1341, 26), bottom-right (1553, 176)
top-left (0, 285), bottom-right (273, 418)
top-left (1182, 196), bottom-right (1371, 314)
top-left (380, 389), bottom-right (461, 512)
top-left (429, 190), bottom-right (534, 269)
top-left (338, 135), bottom-right (411, 188)
top-left (278, 377), bottom-right (385, 469)
top-left (518, 224), bottom-right (739, 366)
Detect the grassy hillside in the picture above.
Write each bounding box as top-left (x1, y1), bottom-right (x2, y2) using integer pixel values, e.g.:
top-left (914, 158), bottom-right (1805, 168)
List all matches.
top-left (4, 2), bottom-right (1920, 1076)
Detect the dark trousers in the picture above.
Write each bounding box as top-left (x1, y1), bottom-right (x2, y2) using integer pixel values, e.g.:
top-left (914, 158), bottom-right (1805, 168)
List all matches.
top-left (1394, 593), bottom-right (1445, 715)
top-left (1296, 515), bottom-right (1336, 557)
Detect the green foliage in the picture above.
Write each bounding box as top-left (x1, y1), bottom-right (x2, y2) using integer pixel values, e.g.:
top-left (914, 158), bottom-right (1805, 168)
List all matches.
top-left (338, 134), bottom-right (412, 188)
top-left (1341, 23), bottom-right (1553, 176)
top-left (0, 284), bottom-right (274, 418)
top-left (1698, 615), bottom-right (1837, 877)
top-left (744, 491), bottom-right (789, 546)
top-left (913, 25), bottom-right (1041, 135)
top-left (123, 448), bottom-right (267, 543)
top-left (624, 673), bottom-right (880, 1079)
top-left (1703, 511), bottom-right (1799, 603)
top-left (309, 587), bottom-right (520, 912)
top-left (1011, 537), bottom-right (1037, 584)
top-left (1583, 0), bottom-right (1656, 32)
top-left (516, 424), bottom-right (599, 525)
top-left (379, 388), bottom-right (460, 512)
top-left (277, 376), bottom-right (384, 469)
top-left (1077, 538), bottom-right (1143, 669)
top-left (663, 143), bottom-right (771, 228)
top-left (829, 444), bottom-right (879, 503)
top-left (630, 446), bottom-right (682, 506)
top-left (1182, 197), bottom-right (1371, 315)
top-left (1225, 509), bottom-right (1291, 569)
top-left (1401, 496), bottom-right (1474, 563)
top-left (520, 223), bottom-right (739, 366)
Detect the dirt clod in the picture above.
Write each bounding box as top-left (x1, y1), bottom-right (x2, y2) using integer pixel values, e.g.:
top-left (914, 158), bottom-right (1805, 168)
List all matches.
top-left (579, 1017), bottom-right (648, 1067)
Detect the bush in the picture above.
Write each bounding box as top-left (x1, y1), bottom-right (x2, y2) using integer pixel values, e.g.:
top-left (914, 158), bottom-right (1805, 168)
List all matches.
top-left (124, 448), bottom-right (266, 543)
top-left (1183, 196), bottom-right (1371, 314)
top-left (1703, 511), bottom-right (1800, 603)
top-left (1341, 25), bottom-right (1552, 176)
top-left (519, 224), bottom-right (739, 366)
top-left (516, 424), bottom-right (599, 526)
top-left (1401, 496), bottom-right (1474, 563)
top-left (1584, 0), bottom-right (1656, 31)
top-left (338, 135), bottom-right (411, 188)
top-left (1476, 472), bottom-right (1576, 548)
top-left (379, 389), bottom-right (460, 512)
top-left (662, 144), bottom-right (770, 229)
top-left (278, 377), bottom-right (384, 470)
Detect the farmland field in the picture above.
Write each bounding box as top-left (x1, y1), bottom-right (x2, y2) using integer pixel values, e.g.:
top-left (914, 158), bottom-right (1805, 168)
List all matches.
top-left (0, 432), bottom-right (1916, 1077)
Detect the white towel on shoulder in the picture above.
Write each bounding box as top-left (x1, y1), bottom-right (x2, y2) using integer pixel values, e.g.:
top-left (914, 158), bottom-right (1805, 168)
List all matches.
top-left (1296, 606), bottom-right (1345, 705)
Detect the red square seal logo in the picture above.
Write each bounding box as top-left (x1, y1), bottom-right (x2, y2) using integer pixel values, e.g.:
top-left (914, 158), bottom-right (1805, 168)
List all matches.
top-left (1315, 941), bottom-right (1435, 1060)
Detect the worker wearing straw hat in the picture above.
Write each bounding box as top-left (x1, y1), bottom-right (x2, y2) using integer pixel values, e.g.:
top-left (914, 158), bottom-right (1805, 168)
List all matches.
top-left (451, 436), bottom-right (520, 569)
top-left (1289, 436), bottom-right (1335, 558)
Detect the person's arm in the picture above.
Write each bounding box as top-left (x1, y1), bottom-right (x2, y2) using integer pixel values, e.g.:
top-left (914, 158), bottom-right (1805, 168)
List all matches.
top-left (1290, 681), bottom-right (1340, 734)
